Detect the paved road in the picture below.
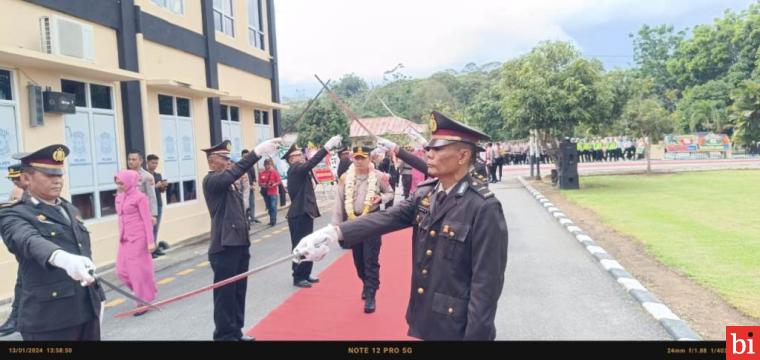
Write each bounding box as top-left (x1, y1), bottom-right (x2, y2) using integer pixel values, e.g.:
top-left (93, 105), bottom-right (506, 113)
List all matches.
top-left (493, 178), bottom-right (671, 340)
top-left (501, 158), bottom-right (759, 178)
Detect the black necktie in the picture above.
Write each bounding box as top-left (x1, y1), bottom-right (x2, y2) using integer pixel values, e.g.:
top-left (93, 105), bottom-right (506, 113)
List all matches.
top-left (435, 191), bottom-right (447, 207)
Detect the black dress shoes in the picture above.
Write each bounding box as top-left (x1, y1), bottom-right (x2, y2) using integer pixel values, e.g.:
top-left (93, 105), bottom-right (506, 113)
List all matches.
top-left (364, 294), bottom-right (376, 314)
top-left (239, 335), bottom-right (256, 341)
top-left (307, 277), bottom-right (320, 283)
top-left (293, 280), bottom-right (312, 288)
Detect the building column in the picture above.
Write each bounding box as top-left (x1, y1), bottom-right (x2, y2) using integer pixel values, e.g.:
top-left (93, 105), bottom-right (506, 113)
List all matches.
top-left (117, 1), bottom-right (145, 154)
top-left (201, 0), bottom-right (222, 145)
top-left (266, 0), bottom-right (282, 137)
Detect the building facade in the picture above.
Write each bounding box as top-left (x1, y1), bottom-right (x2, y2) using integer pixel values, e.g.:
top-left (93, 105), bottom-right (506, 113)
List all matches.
top-left (0, 0), bottom-right (285, 299)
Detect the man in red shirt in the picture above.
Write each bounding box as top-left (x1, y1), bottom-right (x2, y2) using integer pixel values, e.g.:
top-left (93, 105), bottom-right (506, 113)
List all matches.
top-left (258, 159), bottom-right (282, 226)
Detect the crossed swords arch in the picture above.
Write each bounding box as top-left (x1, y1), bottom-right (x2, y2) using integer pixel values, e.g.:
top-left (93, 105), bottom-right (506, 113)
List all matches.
top-left (111, 76), bottom-right (397, 317)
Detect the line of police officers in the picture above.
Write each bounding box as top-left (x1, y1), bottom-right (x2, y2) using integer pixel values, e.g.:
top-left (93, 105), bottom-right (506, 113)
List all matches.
top-left (0, 110), bottom-right (508, 341)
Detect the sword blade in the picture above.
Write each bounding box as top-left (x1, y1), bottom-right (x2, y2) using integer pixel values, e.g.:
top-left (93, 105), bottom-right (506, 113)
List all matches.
top-left (93, 273), bottom-right (160, 311)
top-left (314, 74), bottom-right (377, 139)
top-left (282, 79), bottom-right (331, 135)
top-left (113, 254), bottom-right (297, 318)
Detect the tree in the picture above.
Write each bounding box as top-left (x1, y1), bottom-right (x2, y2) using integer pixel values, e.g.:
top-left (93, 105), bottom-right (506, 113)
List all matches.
top-left (499, 41), bottom-right (609, 146)
top-left (630, 24), bottom-right (685, 110)
top-left (673, 79), bottom-right (733, 133)
top-left (467, 87), bottom-right (505, 140)
top-left (331, 73), bottom-right (369, 99)
top-left (619, 79), bottom-right (673, 173)
top-left (730, 80), bottom-right (760, 147)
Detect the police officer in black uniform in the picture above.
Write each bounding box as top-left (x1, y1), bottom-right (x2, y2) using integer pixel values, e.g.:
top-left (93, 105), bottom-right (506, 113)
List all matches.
top-left (0, 163), bottom-right (25, 337)
top-left (336, 146), bottom-right (352, 179)
top-left (201, 138), bottom-right (281, 341)
top-left (0, 145), bottom-right (106, 341)
top-left (295, 112), bottom-right (508, 340)
top-left (284, 135), bottom-right (343, 288)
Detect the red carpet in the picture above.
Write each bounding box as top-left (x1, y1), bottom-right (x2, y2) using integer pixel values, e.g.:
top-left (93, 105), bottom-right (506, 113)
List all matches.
top-left (248, 228), bottom-right (416, 340)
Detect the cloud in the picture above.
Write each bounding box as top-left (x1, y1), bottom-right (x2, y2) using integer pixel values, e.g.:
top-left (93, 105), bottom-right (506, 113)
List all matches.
top-left (274, 0), bottom-right (745, 91)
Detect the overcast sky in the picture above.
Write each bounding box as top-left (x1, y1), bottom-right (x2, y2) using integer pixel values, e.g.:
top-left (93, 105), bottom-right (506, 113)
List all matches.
top-left (275, 0), bottom-right (755, 99)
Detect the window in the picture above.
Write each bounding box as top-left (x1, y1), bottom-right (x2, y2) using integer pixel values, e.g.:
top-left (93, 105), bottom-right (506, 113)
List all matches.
top-left (158, 94), bottom-right (174, 115)
top-left (254, 109), bottom-right (268, 125)
top-left (248, 0), bottom-right (265, 50)
top-left (61, 79), bottom-right (86, 107)
top-left (63, 79), bottom-right (119, 220)
top-left (99, 189), bottom-right (117, 216)
top-left (220, 105), bottom-right (242, 161)
top-left (254, 109), bottom-right (271, 147)
top-left (151, 0), bottom-right (184, 15)
top-left (0, 70), bottom-right (11, 101)
top-left (89, 84), bottom-right (112, 109)
top-left (0, 68), bottom-right (20, 200)
top-left (213, 0), bottom-right (234, 37)
top-left (176, 97), bottom-right (190, 117)
top-left (230, 106), bottom-right (239, 122)
top-left (159, 95), bottom-right (196, 204)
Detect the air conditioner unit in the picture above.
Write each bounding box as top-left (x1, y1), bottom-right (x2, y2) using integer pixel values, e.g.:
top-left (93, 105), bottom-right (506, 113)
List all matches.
top-left (39, 16), bottom-right (95, 61)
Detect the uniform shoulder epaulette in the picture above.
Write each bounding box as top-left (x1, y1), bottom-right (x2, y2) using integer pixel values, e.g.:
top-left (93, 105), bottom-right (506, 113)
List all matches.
top-left (416, 177), bottom-right (439, 188)
top-left (0, 199), bottom-right (21, 209)
top-left (470, 170), bottom-right (488, 183)
top-left (468, 177), bottom-right (494, 199)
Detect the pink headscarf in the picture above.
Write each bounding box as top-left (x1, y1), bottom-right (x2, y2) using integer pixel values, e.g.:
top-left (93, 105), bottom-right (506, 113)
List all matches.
top-left (115, 169), bottom-right (142, 214)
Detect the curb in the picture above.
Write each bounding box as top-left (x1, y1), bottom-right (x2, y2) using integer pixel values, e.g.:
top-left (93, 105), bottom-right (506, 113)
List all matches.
top-left (516, 176), bottom-right (701, 341)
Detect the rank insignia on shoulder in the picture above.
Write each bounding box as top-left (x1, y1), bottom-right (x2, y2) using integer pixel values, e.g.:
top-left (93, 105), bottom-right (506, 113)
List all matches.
top-left (478, 188), bottom-right (495, 199)
top-left (0, 200), bottom-right (19, 209)
top-left (420, 196), bottom-right (430, 207)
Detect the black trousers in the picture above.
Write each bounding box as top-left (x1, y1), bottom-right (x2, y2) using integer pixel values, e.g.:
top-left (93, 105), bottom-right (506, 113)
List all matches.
top-left (351, 235), bottom-right (382, 292)
top-left (10, 269), bottom-right (21, 316)
top-left (209, 246), bottom-right (250, 341)
top-left (401, 174), bottom-right (412, 198)
top-left (22, 318), bottom-right (100, 341)
top-left (386, 181), bottom-right (396, 207)
top-left (288, 214), bottom-right (314, 282)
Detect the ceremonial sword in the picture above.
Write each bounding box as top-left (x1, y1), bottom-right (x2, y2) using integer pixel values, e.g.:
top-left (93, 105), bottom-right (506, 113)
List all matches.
top-left (314, 74), bottom-right (378, 140)
top-left (113, 253), bottom-right (299, 318)
top-left (88, 270), bottom-right (162, 312)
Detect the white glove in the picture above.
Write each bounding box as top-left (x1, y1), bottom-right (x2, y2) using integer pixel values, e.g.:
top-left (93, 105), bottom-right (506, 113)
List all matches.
top-left (293, 225), bottom-right (339, 262)
top-left (254, 137), bottom-right (284, 157)
top-left (49, 250), bottom-right (96, 286)
top-left (323, 135), bottom-right (343, 151)
top-left (377, 137), bottom-right (398, 154)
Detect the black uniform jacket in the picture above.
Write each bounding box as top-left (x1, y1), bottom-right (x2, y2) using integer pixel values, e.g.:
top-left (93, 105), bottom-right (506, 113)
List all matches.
top-left (0, 193), bottom-right (106, 333)
top-left (203, 150), bottom-right (261, 254)
top-left (339, 175), bottom-right (508, 340)
top-left (286, 148), bottom-right (328, 219)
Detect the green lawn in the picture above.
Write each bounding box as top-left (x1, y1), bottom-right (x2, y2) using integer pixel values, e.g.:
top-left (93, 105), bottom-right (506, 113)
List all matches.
top-left (562, 170), bottom-right (760, 318)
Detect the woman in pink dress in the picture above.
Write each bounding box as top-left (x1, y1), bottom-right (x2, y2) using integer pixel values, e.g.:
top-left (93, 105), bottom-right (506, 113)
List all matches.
top-left (114, 169), bottom-right (158, 316)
